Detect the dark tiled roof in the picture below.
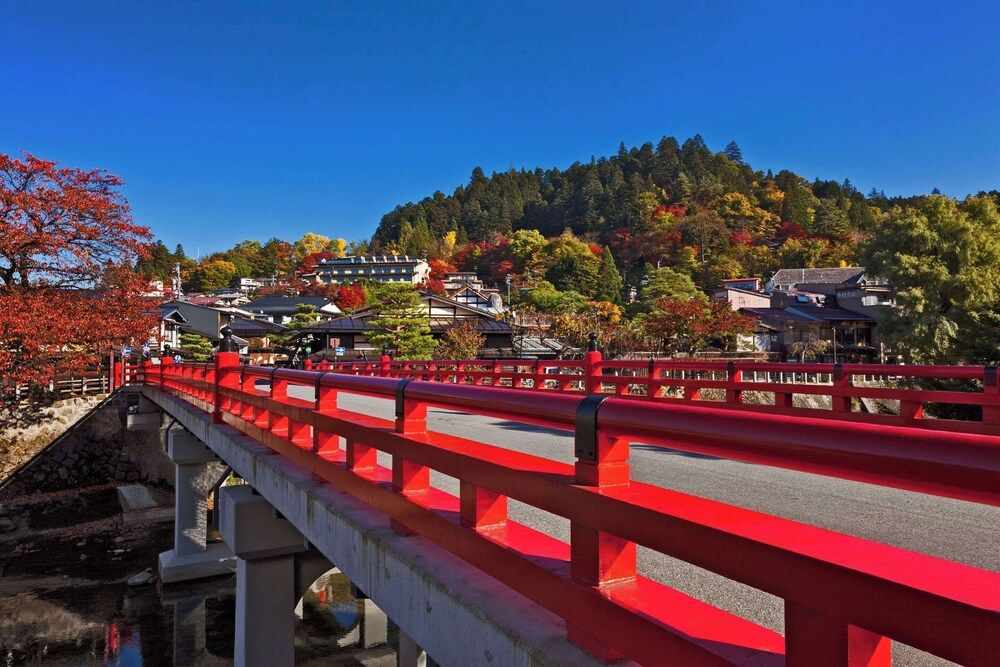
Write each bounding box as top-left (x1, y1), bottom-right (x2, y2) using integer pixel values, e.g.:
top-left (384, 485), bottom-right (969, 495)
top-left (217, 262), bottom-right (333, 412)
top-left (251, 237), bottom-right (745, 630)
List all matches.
top-left (158, 304), bottom-right (187, 321)
top-left (229, 317), bottom-right (287, 335)
top-left (786, 305), bottom-right (876, 322)
top-left (243, 296), bottom-right (336, 313)
top-left (514, 336), bottom-right (574, 355)
top-left (303, 316), bottom-right (511, 335)
top-left (302, 316), bottom-right (368, 333)
top-left (427, 318), bottom-right (511, 333)
top-left (770, 267), bottom-right (866, 286)
top-left (740, 308), bottom-right (818, 325)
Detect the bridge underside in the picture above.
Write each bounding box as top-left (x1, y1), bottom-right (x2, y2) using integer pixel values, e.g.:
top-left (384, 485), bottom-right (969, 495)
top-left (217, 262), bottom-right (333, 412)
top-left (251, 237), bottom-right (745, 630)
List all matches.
top-left (133, 385), bottom-right (602, 666)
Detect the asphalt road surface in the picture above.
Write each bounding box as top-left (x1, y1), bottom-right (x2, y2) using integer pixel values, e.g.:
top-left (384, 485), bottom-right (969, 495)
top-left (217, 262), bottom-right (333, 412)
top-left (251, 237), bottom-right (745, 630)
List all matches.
top-left (284, 385), bottom-right (998, 665)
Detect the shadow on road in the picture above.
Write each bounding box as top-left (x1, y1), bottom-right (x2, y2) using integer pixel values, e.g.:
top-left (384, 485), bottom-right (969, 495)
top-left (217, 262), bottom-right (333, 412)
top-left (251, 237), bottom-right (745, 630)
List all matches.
top-left (628, 444), bottom-right (724, 461)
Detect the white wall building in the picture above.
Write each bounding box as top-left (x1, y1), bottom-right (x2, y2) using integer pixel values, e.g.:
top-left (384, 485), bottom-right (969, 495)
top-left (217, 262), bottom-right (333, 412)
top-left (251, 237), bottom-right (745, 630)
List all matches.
top-left (312, 255), bottom-right (430, 285)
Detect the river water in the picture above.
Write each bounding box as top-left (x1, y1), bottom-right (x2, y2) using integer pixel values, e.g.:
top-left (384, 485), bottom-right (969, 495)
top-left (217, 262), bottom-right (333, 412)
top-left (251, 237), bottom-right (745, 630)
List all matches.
top-left (1, 509), bottom-right (396, 665)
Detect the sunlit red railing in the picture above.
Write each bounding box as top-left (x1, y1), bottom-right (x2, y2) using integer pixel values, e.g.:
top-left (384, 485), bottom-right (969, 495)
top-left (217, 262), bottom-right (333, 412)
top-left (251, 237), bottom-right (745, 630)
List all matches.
top-left (307, 354), bottom-right (1000, 435)
top-left (132, 354), bottom-right (1000, 665)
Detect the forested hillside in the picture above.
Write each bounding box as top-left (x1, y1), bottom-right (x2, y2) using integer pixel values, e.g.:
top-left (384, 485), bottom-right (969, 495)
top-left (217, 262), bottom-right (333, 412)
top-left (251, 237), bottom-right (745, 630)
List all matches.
top-left (371, 135), bottom-right (989, 290)
top-left (133, 135), bottom-right (1000, 365)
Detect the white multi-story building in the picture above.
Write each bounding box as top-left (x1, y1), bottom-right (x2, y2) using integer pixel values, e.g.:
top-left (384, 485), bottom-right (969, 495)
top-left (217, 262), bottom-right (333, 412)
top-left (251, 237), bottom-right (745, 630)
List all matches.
top-left (311, 255), bottom-right (430, 284)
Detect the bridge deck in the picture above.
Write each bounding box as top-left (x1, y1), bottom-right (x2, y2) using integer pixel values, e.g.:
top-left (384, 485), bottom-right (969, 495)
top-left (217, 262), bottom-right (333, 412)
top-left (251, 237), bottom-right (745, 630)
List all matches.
top-left (140, 385), bottom-right (606, 666)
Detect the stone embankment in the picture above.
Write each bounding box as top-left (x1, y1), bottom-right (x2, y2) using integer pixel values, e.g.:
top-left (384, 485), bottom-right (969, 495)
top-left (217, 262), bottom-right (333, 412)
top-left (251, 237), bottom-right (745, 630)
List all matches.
top-left (0, 391), bottom-right (173, 500)
top-left (1, 395), bottom-right (106, 482)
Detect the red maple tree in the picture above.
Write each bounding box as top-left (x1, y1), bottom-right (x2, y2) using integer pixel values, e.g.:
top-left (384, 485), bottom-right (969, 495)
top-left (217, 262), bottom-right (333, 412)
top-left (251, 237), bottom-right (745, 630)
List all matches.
top-left (333, 283), bottom-right (365, 312)
top-left (1, 153), bottom-right (155, 407)
top-left (428, 258), bottom-right (456, 281)
top-left (418, 279), bottom-right (447, 295)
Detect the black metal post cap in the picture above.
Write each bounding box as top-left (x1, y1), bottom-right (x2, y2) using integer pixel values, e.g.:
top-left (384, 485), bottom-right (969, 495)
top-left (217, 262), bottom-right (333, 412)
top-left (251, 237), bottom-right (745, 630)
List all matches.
top-left (218, 325), bottom-right (239, 353)
top-left (587, 331), bottom-right (599, 351)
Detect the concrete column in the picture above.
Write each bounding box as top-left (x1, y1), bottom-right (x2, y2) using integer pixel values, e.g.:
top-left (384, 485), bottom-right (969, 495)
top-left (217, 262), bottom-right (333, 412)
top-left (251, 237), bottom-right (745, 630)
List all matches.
top-left (159, 429), bottom-right (236, 583)
top-left (220, 484), bottom-right (318, 667)
top-left (360, 598), bottom-right (388, 648)
top-left (398, 629), bottom-right (427, 667)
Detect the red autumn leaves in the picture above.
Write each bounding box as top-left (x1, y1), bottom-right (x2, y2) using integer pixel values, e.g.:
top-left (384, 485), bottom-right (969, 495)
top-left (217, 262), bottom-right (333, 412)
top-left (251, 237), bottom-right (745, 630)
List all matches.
top-left (1, 153), bottom-right (156, 391)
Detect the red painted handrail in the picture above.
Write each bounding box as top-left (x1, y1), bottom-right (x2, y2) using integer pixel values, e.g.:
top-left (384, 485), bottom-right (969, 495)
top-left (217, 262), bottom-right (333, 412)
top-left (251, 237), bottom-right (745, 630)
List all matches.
top-left (134, 358), bottom-right (1000, 665)
top-left (305, 355), bottom-right (1000, 435)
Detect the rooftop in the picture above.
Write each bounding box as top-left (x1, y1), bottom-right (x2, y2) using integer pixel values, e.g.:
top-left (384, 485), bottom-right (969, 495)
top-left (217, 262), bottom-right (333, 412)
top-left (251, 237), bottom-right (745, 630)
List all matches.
top-left (229, 317), bottom-right (288, 336)
top-left (316, 255), bottom-right (426, 266)
top-left (770, 267), bottom-right (866, 286)
top-left (243, 295), bottom-right (338, 313)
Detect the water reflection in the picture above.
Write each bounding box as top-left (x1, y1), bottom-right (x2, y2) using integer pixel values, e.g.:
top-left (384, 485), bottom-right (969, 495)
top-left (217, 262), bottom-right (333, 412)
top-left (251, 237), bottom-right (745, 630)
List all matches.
top-left (2, 522), bottom-right (393, 665)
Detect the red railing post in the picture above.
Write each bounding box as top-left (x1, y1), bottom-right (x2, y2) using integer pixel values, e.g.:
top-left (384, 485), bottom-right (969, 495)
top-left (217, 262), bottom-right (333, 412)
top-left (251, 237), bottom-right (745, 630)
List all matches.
top-left (785, 602), bottom-right (890, 667)
top-left (269, 369), bottom-right (289, 435)
top-left (899, 398), bottom-right (924, 423)
top-left (568, 394), bottom-right (635, 660)
top-left (160, 353), bottom-right (173, 390)
top-left (392, 380), bottom-right (428, 535)
top-left (832, 363), bottom-right (851, 413)
top-left (304, 358), bottom-right (313, 371)
top-left (240, 367), bottom-right (256, 423)
top-left (984, 365), bottom-right (998, 425)
top-left (214, 327), bottom-right (240, 424)
top-left (646, 358), bottom-right (658, 400)
top-left (726, 360), bottom-right (743, 405)
top-left (380, 350), bottom-right (392, 377)
top-left (584, 332), bottom-right (602, 394)
top-left (460, 480), bottom-right (508, 529)
top-left (314, 374), bottom-right (340, 458)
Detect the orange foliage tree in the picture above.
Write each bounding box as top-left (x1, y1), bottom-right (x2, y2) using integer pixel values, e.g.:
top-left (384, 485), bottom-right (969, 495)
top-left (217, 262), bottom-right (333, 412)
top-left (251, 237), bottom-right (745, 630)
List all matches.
top-left (1, 153), bottom-right (156, 411)
top-left (644, 299), bottom-right (756, 355)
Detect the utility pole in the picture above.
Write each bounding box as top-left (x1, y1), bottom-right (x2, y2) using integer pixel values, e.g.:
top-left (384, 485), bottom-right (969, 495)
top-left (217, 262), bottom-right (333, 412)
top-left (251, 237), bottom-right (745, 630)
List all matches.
top-left (172, 262), bottom-right (183, 297)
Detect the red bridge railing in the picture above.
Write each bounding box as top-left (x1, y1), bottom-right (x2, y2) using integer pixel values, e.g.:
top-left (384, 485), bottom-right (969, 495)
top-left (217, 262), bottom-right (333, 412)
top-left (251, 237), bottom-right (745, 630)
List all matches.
top-left (308, 354), bottom-right (1000, 435)
top-left (135, 354), bottom-right (1000, 665)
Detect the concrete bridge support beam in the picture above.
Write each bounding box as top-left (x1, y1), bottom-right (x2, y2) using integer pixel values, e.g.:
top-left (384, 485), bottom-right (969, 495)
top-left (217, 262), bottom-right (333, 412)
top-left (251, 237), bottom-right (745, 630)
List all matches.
top-left (220, 484), bottom-right (322, 667)
top-left (159, 429), bottom-right (236, 583)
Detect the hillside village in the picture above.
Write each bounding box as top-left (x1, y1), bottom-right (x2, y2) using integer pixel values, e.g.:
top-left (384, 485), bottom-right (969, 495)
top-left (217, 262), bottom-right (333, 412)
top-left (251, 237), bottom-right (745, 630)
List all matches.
top-left (149, 256), bottom-right (893, 365)
top-left (131, 136), bottom-right (1000, 369)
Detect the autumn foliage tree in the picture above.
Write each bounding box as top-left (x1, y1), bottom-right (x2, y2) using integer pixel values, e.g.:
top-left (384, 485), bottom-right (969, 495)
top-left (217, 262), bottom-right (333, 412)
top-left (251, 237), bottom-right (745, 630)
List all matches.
top-left (643, 299), bottom-right (756, 355)
top-left (434, 320), bottom-right (485, 359)
top-left (1, 153), bottom-right (155, 418)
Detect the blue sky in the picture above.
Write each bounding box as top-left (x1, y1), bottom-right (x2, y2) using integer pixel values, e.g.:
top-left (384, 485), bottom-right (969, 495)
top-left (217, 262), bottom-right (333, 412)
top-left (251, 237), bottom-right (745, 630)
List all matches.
top-left (3, 1), bottom-right (998, 253)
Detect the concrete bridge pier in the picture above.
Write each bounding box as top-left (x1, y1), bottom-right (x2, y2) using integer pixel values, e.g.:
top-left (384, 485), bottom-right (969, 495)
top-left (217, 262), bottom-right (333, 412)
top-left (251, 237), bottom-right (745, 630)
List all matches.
top-left (347, 585), bottom-right (389, 650)
top-left (159, 429), bottom-right (236, 583)
top-left (220, 484), bottom-right (335, 667)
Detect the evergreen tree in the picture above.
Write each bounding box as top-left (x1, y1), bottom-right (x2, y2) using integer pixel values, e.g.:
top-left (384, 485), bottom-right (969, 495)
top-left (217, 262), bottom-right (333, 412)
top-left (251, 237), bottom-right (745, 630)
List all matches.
top-left (811, 199), bottom-right (851, 237)
top-left (639, 267), bottom-right (704, 312)
top-left (781, 184), bottom-right (812, 225)
top-left (723, 141), bottom-right (744, 164)
top-left (367, 284), bottom-right (436, 359)
top-left (593, 246), bottom-right (624, 303)
top-left (179, 332), bottom-right (214, 361)
top-left (137, 241), bottom-right (175, 280)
